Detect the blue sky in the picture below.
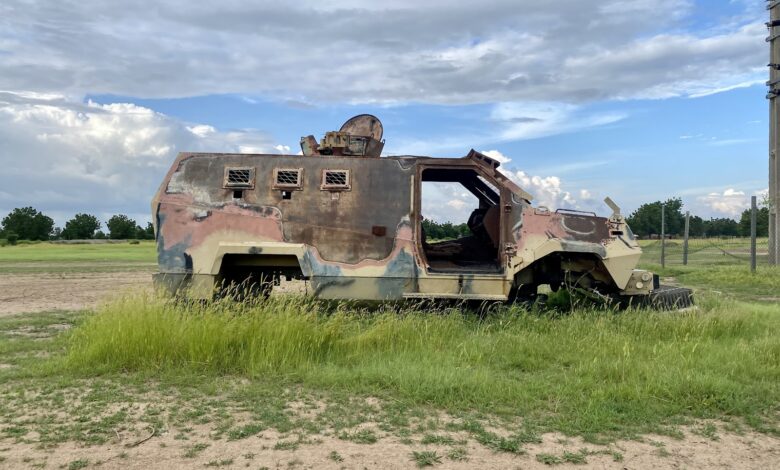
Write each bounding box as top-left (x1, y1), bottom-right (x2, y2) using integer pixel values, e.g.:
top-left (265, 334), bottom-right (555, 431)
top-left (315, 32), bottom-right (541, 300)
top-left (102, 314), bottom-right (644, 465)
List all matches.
top-left (0, 0), bottom-right (770, 226)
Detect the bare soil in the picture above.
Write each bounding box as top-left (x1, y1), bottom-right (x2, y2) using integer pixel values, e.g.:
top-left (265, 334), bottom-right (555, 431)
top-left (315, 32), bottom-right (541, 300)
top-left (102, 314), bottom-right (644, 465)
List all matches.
top-left (1, 423), bottom-right (777, 469)
top-left (0, 271), bottom-right (152, 315)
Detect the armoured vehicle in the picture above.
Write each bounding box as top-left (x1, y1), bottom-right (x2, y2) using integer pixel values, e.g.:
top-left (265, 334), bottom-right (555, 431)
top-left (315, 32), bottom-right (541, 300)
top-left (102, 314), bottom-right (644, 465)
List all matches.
top-left (152, 115), bottom-right (692, 308)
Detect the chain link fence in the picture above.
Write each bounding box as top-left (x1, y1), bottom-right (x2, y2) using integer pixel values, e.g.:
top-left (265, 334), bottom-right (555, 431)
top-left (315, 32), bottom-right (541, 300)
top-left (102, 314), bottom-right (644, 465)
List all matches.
top-left (636, 196), bottom-right (768, 269)
top-left (639, 237), bottom-right (770, 267)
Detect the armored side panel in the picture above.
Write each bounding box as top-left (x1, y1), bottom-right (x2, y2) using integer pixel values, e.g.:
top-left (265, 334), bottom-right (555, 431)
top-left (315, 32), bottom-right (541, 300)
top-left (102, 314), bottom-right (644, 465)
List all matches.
top-left (153, 148), bottom-right (653, 303)
top-left (153, 153), bottom-right (422, 299)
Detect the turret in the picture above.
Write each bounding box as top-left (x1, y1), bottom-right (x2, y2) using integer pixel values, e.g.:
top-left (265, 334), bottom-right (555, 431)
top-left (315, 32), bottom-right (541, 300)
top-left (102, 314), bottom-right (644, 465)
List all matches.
top-left (300, 114), bottom-right (385, 157)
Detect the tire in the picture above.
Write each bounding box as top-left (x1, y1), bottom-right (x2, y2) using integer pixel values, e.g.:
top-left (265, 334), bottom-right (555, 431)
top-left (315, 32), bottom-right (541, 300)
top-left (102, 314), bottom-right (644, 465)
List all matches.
top-left (617, 285), bottom-right (694, 310)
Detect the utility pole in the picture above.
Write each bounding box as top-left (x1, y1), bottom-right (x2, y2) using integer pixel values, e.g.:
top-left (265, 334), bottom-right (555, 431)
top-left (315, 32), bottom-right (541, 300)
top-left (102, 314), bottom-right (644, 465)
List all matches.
top-left (751, 196), bottom-right (758, 273)
top-left (661, 204), bottom-right (666, 268)
top-left (683, 211), bottom-right (690, 266)
top-left (768, 1), bottom-right (780, 265)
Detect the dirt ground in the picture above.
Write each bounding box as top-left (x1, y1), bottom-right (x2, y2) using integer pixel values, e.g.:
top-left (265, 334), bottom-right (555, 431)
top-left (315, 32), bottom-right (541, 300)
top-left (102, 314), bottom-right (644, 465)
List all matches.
top-left (1, 269), bottom-right (779, 469)
top-left (1, 421), bottom-right (778, 469)
top-left (0, 271), bottom-right (152, 316)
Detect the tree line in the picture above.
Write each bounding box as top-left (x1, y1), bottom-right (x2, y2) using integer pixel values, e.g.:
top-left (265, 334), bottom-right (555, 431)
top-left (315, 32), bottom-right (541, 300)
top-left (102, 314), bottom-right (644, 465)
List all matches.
top-left (0, 200), bottom-right (769, 244)
top-left (423, 199), bottom-right (770, 241)
top-left (626, 198), bottom-right (770, 238)
top-left (0, 207), bottom-right (154, 244)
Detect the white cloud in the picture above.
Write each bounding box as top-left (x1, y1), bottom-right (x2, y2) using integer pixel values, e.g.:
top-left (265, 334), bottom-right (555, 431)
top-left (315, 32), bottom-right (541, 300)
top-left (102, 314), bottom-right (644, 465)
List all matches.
top-left (697, 188), bottom-right (750, 217)
top-left (0, 1), bottom-right (764, 105)
top-left (274, 144), bottom-right (292, 154)
top-left (446, 199), bottom-right (468, 210)
top-left (0, 92), bottom-right (280, 225)
top-left (480, 150), bottom-right (511, 164)
top-left (507, 170), bottom-right (578, 209)
top-left (491, 102), bottom-right (626, 141)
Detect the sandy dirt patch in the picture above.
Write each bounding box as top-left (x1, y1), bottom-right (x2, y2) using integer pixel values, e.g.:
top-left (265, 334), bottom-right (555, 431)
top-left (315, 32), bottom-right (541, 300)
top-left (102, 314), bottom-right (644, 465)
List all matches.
top-left (0, 425), bottom-right (777, 469)
top-left (0, 271), bottom-right (153, 316)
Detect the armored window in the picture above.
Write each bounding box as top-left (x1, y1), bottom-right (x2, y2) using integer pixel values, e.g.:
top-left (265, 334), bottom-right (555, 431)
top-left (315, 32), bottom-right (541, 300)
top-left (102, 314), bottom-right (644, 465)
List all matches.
top-left (224, 167), bottom-right (254, 189)
top-left (273, 168), bottom-right (303, 189)
top-left (321, 169), bottom-right (350, 190)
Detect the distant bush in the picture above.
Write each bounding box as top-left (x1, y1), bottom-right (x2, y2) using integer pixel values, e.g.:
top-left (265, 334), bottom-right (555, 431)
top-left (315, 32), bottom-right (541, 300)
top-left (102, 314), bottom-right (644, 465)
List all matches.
top-left (15, 240), bottom-right (42, 245)
top-left (6, 232), bottom-right (18, 245)
top-left (129, 240), bottom-right (140, 245)
top-left (0, 239), bottom-right (7, 247)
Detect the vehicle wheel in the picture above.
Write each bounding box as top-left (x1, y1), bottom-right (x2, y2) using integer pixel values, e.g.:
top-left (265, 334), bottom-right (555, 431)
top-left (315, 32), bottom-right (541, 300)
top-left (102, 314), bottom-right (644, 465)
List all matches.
top-left (617, 285), bottom-right (694, 310)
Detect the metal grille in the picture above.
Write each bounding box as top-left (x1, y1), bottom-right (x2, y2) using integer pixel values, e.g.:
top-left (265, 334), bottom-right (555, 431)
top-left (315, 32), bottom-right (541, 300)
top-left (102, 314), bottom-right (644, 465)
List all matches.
top-left (324, 170), bottom-right (348, 187)
top-left (225, 168), bottom-right (253, 188)
top-left (228, 168), bottom-right (252, 186)
top-left (275, 169), bottom-right (301, 187)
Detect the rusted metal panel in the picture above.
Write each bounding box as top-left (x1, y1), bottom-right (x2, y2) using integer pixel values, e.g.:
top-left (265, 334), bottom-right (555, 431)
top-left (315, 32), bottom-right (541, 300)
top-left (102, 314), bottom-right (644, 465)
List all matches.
top-left (153, 116), bottom-right (651, 301)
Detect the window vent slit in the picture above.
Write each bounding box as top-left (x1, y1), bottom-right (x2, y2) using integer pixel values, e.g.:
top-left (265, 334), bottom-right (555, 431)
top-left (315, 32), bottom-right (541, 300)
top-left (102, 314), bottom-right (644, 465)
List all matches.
top-left (224, 168), bottom-right (254, 189)
top-left (321, 170), bottom-right (350, 190)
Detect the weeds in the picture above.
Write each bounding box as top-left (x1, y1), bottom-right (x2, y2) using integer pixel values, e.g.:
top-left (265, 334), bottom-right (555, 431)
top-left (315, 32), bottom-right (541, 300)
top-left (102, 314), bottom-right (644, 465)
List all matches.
top-left (411, 450), bottom-right (441, 467)
top-left (59, 292), bottom-right (780, 440)
top-left (446, 447), bottom-right (468, 461)
top-left (338, 428), bottom-right (378, 444)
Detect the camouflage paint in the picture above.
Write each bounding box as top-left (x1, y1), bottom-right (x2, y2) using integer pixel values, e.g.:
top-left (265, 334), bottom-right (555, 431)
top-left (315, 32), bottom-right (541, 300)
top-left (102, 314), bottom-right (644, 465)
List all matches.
top-left (153, 148), bottom-right (652, 301)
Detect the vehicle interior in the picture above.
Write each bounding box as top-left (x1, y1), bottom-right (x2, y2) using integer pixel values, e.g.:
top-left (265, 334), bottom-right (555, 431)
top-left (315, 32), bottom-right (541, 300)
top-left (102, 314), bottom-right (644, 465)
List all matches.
top-left (420, 168), bottom-right (502, 273)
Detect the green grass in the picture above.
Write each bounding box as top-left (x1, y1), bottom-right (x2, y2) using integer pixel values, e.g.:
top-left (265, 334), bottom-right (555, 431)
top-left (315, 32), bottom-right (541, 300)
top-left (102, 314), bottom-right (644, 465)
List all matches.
top-left (641, 263), bottom-right (780, 301)
top-left (0, 241), bottom-right (156, 262)
top-left (0, 241), bottom-right (156, 273)
top-left (59, 293), bottom-right (780, 440)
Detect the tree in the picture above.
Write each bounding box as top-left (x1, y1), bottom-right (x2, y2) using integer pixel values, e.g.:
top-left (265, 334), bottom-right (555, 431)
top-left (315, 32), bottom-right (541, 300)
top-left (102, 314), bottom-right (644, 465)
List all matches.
top-left (94, 230), bottom-right (107, 240)
top-left (421, 218), bottom-right (470, 241)
top-left (5, 232), bottom-right (18, 245)
top-left (1, 207), bottom-right (54, 241)
top-left (703, 218), bottom-right (739, 237)
top-left (61, 213), bottom-right (101, 240)
top-left (143, 222), bottom-right (155, 240)
top-left (738, 206), bottom-right (769, 237)
top-left (626, 198), bottom-right (684, 237)
top-left (106, 214), bottom-right (138, 239)
top-left (688, 215), bottom-right (705, 237)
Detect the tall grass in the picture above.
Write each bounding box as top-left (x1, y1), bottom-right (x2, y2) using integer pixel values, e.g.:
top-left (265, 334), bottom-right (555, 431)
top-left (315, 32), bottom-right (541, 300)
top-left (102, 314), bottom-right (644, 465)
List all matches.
top-left (66, 294), bottom-right (780, 436)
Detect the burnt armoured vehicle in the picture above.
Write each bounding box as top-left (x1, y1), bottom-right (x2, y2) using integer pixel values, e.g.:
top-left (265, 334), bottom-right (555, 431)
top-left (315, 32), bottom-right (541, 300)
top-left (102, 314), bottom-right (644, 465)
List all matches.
top-left (153, 115), bottom-right (692, 308)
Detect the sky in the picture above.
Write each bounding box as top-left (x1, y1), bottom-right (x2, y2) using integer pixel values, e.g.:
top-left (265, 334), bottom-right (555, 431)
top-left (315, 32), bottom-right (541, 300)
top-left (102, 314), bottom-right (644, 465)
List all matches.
top-left (0, 0), bottom-right (771, 227)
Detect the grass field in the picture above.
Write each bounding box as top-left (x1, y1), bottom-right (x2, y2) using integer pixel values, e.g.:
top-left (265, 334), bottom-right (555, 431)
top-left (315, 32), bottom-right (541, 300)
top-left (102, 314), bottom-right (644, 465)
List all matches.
top-left (0, 241), bottom-right (779, 468)
top-left (0, 241), bottom-right (156, 273)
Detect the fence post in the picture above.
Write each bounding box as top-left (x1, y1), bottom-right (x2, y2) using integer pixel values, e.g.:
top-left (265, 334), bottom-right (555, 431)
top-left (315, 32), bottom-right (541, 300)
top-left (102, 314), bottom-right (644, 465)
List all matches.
top-left (683, 211), bottom-right (690, 266)
top-left (661, 203), bottom-right (666, 268)
top-left (751, 195), bottom-right (757, 273)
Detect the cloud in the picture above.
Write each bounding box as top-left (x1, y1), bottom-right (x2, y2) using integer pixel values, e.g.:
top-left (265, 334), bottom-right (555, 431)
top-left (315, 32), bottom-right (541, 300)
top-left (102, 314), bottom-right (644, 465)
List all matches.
top-left (0, 92), bottom-right (280, 225)
top-left (708, 138), bottom-right (754, 147)
top-left (480, 150), bottom-right (511, 164)
top-left (0, 1), bottom-right (764, 105)
top-left (446, 199), bottom-right (468, 210)
top-left (491, 102), bottom-right (626, 141)
top-left (697, 188), bottom-right (751, 217)
top-left (507, 171), bottom-right (578, 209)
top-left (391, 102), bottom-right (625, 156)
